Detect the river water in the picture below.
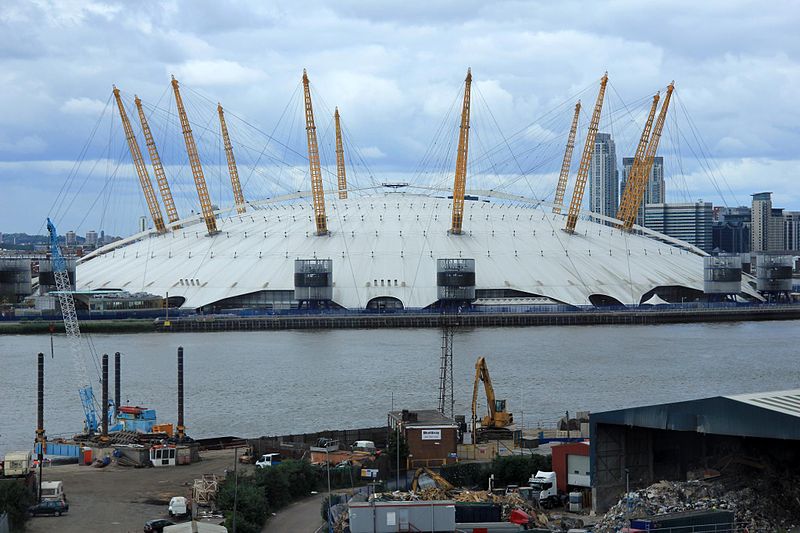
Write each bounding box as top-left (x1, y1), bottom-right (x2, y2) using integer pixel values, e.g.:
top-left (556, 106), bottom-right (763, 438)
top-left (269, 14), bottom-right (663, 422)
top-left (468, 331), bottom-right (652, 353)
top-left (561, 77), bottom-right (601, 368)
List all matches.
top-left (1, 321), bottom-right (799, 455)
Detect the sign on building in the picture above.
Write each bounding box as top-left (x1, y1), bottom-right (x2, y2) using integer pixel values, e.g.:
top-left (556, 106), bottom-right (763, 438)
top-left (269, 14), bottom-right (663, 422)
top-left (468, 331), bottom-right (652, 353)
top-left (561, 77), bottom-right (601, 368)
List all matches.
top-left (421, 429), bottom-right (442, 440)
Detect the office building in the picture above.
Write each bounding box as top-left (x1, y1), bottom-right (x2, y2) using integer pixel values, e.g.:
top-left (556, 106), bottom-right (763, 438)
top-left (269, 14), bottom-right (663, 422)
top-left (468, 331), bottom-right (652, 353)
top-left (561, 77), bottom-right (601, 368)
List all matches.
top-left (620, 156), bottom-right (664, 225)
top-left (751, 192), bottom-right (786, 252)
top-left (588, 133), bottom-right (619, 219)
top-left (85, 230), bottom-right (98, 247)
top-left (712, 206), bottom-right (751, 254)
top-left (644, 201), bottom-right (713, 252)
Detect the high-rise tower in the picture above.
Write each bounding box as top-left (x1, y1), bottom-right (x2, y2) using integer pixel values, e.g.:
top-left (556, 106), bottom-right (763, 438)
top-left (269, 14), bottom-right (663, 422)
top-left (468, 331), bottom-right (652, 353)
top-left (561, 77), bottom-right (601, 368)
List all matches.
top-left (588, 133), bottom-right (618, 219)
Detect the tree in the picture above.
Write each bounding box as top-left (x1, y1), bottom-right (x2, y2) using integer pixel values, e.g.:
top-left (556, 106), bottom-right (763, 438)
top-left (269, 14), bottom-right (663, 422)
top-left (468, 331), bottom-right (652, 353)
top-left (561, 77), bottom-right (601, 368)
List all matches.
top-left (0, 480), bottom-right (33, 532)
top-left (490, 454), bottom-right (552, 486)
top-left (217, 475), bottom-right (269, 533)
top-left (387, 431), bottom-right (409, 468)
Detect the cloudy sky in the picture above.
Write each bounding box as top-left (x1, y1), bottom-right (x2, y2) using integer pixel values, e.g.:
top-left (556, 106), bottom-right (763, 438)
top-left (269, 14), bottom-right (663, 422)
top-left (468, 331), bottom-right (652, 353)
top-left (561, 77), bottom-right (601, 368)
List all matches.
top-left (0, 0), bottom-right (797, 235)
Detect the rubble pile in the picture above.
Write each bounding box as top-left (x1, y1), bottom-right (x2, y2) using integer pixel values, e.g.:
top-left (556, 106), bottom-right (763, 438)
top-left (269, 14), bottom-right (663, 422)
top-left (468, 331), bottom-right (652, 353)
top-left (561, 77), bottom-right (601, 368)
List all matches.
top-left (594, 478), bottom-right (800, 532)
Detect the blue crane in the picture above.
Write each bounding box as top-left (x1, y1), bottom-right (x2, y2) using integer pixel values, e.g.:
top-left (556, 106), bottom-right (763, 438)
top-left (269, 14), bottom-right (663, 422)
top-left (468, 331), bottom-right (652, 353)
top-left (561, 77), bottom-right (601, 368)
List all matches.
top-left (47, 218), bottom-right (100, 434)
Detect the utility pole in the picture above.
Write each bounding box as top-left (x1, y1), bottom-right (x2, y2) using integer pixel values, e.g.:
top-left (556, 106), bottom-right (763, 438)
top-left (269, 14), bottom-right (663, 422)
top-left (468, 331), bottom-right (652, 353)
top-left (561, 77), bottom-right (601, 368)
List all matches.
top-left (326, 448), bottom-right (333, 533)
top-left (232, 446), bottom-right (239, 533)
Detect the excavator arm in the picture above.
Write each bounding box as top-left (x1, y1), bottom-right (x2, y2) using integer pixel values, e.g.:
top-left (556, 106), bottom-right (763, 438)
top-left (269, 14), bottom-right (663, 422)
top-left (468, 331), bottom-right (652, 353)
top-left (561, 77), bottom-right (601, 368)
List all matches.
top-left (472, 357), bottom-right (513, 432)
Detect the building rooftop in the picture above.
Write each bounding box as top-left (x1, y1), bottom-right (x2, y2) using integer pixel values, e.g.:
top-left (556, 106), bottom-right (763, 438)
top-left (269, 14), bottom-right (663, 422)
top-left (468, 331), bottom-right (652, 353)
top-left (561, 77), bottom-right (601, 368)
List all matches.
top-left (591, 388), bottom-right (800, 441)
top-left (389, 409), bottom-right (458, 428)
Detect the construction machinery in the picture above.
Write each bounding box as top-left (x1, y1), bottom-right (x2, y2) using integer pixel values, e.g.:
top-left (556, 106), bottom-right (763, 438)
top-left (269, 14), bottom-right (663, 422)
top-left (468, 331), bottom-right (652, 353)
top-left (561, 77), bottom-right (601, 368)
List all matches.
top-left (46, 218), bottom-right (101, 434)
top-left (410, 467), bottom-right (455, 492)
top-left (471, 357), bottom-right (514, 441)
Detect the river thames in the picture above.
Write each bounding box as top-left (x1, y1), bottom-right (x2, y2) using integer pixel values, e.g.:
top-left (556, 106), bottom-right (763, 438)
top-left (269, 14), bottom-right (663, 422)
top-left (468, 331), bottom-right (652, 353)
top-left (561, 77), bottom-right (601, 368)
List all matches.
top-left (1, 320), bottom-right (799, 454)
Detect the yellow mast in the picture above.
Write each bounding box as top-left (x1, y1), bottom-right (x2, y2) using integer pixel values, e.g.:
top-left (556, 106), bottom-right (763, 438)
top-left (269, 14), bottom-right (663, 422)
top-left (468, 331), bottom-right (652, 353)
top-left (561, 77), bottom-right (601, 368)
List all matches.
top-left (553, 100), bottom-right (582, 214)
top-left (619, 83), bottom-right (675, 231)
top-left (450, 68), bottom-right (472, 235)
top-left (564, 73), bottom-right (609, 234)
top-left (135, 95), bottom-right (179, 226)
top-left (171, 76), bottom-right (218, 235)
top-left (302, 69), bottom-right (328, 235)
top-left (617, 92), bottom-right (661, 228)
top-left (334, 107), bottom-right (348, 200)
top-left (112, 87), bottom-right (166, 233)
top-left (217, 104), bottom-right (246, 214)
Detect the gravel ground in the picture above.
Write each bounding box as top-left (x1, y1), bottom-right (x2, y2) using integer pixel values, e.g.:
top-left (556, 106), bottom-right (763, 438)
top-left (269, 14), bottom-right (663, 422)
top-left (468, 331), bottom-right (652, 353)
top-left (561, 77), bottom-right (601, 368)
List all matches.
top-left (27, 449), bottom-right (243, 533)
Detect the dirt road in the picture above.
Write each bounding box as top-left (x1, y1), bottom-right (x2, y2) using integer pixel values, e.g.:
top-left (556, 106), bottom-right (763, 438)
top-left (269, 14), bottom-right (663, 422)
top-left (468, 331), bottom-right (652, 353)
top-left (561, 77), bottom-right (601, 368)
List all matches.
top-left (261, 492), bottom-right (326, 533)
top-left (27, 449), bottom-right (240, 533)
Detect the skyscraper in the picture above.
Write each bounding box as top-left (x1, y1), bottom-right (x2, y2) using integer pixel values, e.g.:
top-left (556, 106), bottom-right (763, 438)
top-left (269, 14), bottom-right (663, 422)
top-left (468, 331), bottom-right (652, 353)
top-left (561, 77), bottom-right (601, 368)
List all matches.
top-left (588, 133), bottom-right (618, 219)
top-left (620, 156), bottom-right (664, 226)
top-left (644, 201), bottom-right (713, 252)
top-left (751, 192), bottom-right (784, 252)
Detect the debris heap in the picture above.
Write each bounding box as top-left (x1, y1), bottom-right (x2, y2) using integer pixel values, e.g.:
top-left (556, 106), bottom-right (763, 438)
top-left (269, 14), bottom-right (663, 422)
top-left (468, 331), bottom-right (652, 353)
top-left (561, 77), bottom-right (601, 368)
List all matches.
top-left (594, 478), bottom-right (800, 532)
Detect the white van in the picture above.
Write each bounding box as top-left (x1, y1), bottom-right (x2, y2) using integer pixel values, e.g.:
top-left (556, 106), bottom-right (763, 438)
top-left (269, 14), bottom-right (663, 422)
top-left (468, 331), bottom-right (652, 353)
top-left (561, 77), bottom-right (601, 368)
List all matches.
top-left (352, 440), bottom-right (376, 453)
top-left (40, 481), bottom-right (65, 502)
top-left (168, 496), bottom-right (190, 518)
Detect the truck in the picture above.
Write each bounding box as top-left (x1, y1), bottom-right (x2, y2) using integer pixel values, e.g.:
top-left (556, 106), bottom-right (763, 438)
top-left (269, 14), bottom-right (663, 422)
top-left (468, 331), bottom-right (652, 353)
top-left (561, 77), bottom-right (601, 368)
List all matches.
top-left (255, 453), bottom-right (281, 468)
top-left (2, 451), bottom-right (32, 477)
top-left (527, 471), bottom-right (562, 508)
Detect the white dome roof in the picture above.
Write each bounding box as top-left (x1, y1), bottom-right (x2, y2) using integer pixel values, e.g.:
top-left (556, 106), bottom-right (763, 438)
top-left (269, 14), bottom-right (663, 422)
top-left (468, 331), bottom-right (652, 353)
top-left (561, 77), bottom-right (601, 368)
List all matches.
top-left (76, 191), bottom-right (757, 309)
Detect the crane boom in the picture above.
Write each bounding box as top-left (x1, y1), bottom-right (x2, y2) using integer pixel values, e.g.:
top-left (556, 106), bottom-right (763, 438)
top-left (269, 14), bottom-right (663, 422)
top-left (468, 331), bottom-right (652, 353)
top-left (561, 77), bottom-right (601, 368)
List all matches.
top-left (302, 69), bottom-right (328, 235)
top-left (46, 218), bottom-right (99, 434)
top-left (616, 92), bottom-right (660, 227)
top-left (135, 95), bottom-right (180, 226)
top-left (553, 100), bottom-right (582, 214)
top-left (334, 107), bottom-right (348, 200)
top-left (171, 76), bottom-right (218, 235)
top-left (450, 68), bottom-right (472, 235)
top-left (620, 82), bottom-right (675, 231)
top-left (218, 104), bottom-right (247, 214)
top-left (113, 87), bottom-right (166, 233)
top-left (564, 73), bottom-right (609, 233)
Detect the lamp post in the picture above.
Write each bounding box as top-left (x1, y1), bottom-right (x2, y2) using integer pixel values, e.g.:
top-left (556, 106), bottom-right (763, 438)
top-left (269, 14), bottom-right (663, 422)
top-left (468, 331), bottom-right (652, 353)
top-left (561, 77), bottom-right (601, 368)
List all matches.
top-left (232, 446), bottom-right (240, 533)
top-left (625, 467), bottom-right (630, 526)
top-left (326, 448), bottom-right (332, 533)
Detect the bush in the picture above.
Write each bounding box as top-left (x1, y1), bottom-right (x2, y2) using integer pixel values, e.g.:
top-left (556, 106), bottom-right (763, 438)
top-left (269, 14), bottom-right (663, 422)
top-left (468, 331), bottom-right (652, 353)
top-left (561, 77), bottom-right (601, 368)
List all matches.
top-left (0, 480), bottom-right (34, 532)
top-left (440, 462), bottom-right (491, 488)
top-left (254, 465), bottom-right (291, 510)
top-left (217, 477), bottom-right (268, 533)
top-left (278, 460), bottom-right (318, 500)
top-left (490, 454), bottom-right (552, 487)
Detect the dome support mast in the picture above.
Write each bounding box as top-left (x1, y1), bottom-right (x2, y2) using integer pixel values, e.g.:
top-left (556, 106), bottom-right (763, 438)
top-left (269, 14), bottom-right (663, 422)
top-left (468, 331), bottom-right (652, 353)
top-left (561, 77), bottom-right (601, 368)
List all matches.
top-left (564, 73), bottom-right (608, 234)
top-left (302, 70), bottom-right (328, 235)
top-left (618, 82), bottom-right (675, 231)
top-left (113, 87), bottom-right (166, 234)
top-left (218, 104), bottom-right (247, 214)
top-left (334, 107), bottom-right (348, 200)
top-left (135, 96), bottom-right (180, 226)
top-left (553, 101), bottom-right (581, 214)
top-left (450, 68), bottom-right (472, 235)
top-left (171, 76), bottom-right (218, 235)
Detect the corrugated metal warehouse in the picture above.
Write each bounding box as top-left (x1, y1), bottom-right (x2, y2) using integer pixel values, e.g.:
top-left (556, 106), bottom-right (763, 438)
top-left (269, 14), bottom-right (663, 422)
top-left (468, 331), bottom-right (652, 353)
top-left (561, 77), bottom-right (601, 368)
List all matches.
top-left (589, 388), bottom-right (800, 511)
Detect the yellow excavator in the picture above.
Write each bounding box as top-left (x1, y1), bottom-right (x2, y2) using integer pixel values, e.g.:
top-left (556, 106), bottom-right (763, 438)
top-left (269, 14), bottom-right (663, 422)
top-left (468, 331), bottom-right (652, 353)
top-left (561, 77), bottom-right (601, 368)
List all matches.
top-left (471, 357), bottom-right (514, 441)
top-left (410, 467), bottom-right (455, 492)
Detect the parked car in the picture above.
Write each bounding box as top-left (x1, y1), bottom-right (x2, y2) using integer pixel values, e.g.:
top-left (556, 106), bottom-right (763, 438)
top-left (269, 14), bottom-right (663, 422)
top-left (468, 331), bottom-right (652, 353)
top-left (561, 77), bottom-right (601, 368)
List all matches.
top-left (144, 518), bottom-right (176, 532)
top-left (168, 496), bottom-right (190, 518)
top-left (28, 499), bottom-right (69, 517)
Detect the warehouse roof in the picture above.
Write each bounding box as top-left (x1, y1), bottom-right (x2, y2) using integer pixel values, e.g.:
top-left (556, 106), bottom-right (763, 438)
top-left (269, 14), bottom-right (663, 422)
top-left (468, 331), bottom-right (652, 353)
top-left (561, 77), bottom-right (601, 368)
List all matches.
top-left (590, 388), bottom-right (800, 441)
